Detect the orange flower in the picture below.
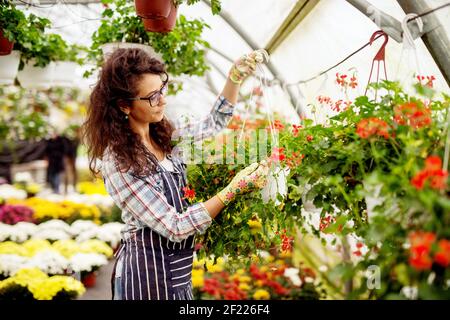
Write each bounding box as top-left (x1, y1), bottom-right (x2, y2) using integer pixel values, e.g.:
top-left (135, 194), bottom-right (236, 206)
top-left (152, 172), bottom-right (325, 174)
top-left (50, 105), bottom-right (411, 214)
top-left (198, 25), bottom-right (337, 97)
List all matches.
top-left (434, 239), bottom-right (450, 267)
top-left (394, 102), bottom-right (432, 129)
top-left (411, 156), bottom-right (448, 190)
top-left (408, 231), bottom-right (436, 271)
top-left (356, 117), bottom-right (390, 139)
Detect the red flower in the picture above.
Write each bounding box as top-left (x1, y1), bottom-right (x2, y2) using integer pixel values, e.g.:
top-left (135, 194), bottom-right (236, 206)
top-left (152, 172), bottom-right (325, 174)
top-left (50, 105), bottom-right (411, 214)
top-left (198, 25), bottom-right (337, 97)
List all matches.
top-left (416, 74), bottom-right (435, 88)
top-left (319, 215), bottom-right (335, 232)
top-left (434, 239), bottom-right (450, 267)
top-left (356, 117), bottom-right (390, 139)
top-left (292, 124), bottom-right (302, 137)
top-left (408, 231), bottom-right (436, 271)
top-left (411, 156), bottom-right (448, 191)
top-left (306, 135), bottom-right (313, 142)
top-left (317, 95), bottom-right (333, 105)
top-left (182, 186), bottom-right (196, 201)
top-left (269, 147), bottom-right (286, 163)
top-left (394, 102), bottom-right (432, 129)
top-left (333, 100), bottom-right (343, 112)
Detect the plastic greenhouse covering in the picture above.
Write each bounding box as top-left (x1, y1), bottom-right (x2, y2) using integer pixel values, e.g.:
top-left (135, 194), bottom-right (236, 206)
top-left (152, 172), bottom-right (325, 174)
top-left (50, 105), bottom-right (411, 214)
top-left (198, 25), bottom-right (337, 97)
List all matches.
top-left (15, 0), bottom-right (450, 124)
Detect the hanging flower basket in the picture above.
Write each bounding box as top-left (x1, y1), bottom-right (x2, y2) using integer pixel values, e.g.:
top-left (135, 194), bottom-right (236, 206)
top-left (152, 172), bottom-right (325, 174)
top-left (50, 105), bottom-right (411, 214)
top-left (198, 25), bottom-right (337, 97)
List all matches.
top-left (17, 60), bottom-right (55, 90)
top-left (0, 50), bottom-right (20, 85)
top-left (142, 2), bottom-right (177, 33)
top-left (134, 0), bottom-right (172, 19)
top-left (0, 29), bottom-right (14, 56)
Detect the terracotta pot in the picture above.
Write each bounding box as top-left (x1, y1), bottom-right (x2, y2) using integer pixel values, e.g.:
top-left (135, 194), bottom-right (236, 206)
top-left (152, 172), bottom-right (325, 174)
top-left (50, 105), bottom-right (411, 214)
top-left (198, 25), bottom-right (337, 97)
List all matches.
top-left (135, 0), bottom-right (171, 19)
top-left (142, 4), bottom-right (177, 33)
top-left (0, 29), bottom-right (14, 56)
top-left (81, 272), bottom-right (97, 288)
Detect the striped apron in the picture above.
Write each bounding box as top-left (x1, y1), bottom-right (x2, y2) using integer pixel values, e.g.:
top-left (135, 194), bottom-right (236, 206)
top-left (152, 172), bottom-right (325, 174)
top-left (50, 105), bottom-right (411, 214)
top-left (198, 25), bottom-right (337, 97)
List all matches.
top-left (111, 155), bottom-right (196, 300)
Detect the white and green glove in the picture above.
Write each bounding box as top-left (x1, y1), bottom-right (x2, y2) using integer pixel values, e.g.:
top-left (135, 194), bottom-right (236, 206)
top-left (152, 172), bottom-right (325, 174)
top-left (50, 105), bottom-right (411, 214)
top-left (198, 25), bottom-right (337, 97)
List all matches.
top-left (228, 49), bottom-right (267, 85)
top-left (217, 160), bottom-right (270, 205)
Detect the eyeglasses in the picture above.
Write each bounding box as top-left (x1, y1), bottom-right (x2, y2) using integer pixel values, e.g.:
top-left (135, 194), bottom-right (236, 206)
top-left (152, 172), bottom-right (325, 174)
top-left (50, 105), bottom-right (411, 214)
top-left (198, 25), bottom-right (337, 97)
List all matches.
top-left (127, 73), bottom-right (169, 108)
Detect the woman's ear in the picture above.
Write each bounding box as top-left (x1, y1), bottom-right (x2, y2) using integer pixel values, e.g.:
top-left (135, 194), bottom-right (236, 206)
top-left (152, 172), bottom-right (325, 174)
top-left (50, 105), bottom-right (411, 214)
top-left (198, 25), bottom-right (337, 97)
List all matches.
top-left (117, 100), bottom-right (131, 115)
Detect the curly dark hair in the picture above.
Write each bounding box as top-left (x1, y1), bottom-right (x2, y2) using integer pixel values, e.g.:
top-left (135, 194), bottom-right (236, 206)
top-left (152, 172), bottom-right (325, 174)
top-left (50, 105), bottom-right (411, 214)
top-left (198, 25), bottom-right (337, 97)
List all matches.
top-left (82, 48), bottom-right (175, 176)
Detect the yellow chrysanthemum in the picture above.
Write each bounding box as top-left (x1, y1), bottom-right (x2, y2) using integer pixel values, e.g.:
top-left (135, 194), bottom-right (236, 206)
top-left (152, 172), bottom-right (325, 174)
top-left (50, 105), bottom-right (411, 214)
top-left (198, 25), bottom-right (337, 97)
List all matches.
top-left (22, 239), bottom-right (53, 257)
top-left (78, 239), bottom-right (113, 258)
top-left (193, 258), bottom-right (206, 269)
top-left (0, 241), bottom-right (28, 256)
top-left (253, 289), bottom-right (270, 300)
top-left (52, 240), bottom-right (80, 258)
top-left (239, 283), bottom-right (251, 291)
top-left (76, 180), bottom-right (108, 195)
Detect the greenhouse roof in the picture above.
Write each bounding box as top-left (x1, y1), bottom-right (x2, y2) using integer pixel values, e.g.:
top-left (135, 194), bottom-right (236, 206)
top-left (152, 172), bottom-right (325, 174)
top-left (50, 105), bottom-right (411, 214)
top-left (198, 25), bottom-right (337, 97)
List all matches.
top-left (11, 0), bottom-right (450, 122)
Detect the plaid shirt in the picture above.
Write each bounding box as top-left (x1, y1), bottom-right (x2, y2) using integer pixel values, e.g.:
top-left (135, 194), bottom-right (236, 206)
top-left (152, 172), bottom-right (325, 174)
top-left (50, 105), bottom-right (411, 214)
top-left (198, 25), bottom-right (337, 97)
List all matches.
top-left (101, 96), bottom-right (234, 242)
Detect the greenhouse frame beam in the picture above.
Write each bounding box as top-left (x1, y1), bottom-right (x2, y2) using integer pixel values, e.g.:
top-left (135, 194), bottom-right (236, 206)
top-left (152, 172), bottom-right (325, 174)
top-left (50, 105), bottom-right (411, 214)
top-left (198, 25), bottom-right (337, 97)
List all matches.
top-left (12, 0), bottom-right (100, 4)
top-left (201, 0), bottom-right (304, 117)
top-left (265, 0), bottom-right (320, 55)
top-left (346, 0), bottom-right (403, 42)
top-left (397, 0), bottom-right (450, 87)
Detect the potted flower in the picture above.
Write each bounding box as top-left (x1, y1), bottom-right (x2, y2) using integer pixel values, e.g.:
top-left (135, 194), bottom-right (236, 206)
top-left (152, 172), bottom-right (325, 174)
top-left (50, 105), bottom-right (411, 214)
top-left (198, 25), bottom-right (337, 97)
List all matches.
top-left (134, 0), bottom-right (172, 19)
top-left (17, 33), bottom-right (68, 90)
top-left (0, 2), bottom-right (27, 84)
top-left (52, 44), bottom-right (86, 87)
top-left (141, 0), bottom-right (177, 33)
top-left (88, 0), bottom-right (211, 90)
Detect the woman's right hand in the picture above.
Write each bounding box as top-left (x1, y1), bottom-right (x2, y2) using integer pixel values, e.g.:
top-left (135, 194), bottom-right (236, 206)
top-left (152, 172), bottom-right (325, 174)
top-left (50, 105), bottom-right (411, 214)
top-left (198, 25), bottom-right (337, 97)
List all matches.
top-left (216, 160), bottom-right (270, 205)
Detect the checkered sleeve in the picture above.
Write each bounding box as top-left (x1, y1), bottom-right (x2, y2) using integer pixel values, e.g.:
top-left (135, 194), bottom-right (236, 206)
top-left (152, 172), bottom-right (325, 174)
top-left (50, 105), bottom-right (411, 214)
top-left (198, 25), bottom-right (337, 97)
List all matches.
top-left (102, 159), bottom-right (212, 243)
top-left (171, 95), bottom-right (234, 142)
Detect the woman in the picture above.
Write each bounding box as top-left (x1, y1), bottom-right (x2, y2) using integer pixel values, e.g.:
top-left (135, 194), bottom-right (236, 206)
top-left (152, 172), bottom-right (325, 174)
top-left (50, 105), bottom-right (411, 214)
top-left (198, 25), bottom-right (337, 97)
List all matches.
top-left (82, 48), bottom-right (269, 300)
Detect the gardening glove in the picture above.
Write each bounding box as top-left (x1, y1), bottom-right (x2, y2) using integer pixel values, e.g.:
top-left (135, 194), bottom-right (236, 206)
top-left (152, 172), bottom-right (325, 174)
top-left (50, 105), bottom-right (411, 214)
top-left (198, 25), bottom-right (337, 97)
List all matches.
top-left (228, 49), bottom-right (267, 85)
top-left (217, 160), bottom-right (270, 205)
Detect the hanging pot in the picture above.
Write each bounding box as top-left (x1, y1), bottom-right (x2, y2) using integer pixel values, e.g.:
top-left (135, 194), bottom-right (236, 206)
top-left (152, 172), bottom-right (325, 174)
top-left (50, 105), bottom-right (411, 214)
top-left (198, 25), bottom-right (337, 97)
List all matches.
top-left (142, 3), bottom-right (177, 33)
top-left (135, 0), bottom-right (171, 19)
top-left (0, 50), bottom-right (20, 85)
top-left (261, 166), bottom-right (290, 205)
top-left (17, 60), bottom-right (55, 90)
top-left (52, 61), bottom-right (78, 87)
top-left (81, 271), bottom-right (97, 288)
top-left (0, 29), bottom-right (14, 56)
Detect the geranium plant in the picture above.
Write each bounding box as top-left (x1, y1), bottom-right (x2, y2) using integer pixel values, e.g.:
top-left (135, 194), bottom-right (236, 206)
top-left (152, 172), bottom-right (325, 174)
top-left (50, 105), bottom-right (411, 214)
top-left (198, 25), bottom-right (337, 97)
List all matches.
top-left (187, 77), bottom-right (449, 299)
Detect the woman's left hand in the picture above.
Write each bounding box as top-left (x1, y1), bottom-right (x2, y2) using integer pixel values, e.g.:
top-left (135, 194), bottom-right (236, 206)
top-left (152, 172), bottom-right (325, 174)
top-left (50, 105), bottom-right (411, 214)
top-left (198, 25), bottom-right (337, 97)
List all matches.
top-left (228, 49), bottom-right (266, 85)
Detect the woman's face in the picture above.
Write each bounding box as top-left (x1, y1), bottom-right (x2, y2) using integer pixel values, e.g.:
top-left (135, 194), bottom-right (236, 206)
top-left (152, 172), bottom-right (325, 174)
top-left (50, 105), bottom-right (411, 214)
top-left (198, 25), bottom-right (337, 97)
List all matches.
top-left (128, 73), bottom-right (167, 124)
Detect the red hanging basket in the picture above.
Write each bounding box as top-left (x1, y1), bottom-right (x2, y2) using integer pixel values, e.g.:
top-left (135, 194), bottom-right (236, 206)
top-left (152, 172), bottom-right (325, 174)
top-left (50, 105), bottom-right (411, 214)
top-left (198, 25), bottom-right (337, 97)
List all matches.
top-left (142, 3), bottom-right (178, 33)
top-left (0, 30), bottom-right (14, 56)
top-left (135, 0), bottom-right (172, 19)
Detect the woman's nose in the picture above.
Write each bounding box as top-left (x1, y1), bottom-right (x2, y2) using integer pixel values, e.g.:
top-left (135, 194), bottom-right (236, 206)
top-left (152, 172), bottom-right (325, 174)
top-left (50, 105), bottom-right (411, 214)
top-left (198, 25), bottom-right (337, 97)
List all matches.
top-left (159, 94), bottom-right (167, 105)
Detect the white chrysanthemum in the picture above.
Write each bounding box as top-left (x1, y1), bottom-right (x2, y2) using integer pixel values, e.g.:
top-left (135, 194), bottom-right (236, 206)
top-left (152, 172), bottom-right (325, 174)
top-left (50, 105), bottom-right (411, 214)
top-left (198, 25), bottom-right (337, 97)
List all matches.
top-left (32, 229), bottom-right (72, 241)
top-left (0, 254), bottom-right (28, 277)
top-left (25, 250), bottom-right (69, 275)
top-left (0, 223), bottom-right (13, 242)
top-left (0, 184), bottom-right (27, 199)
top-left (284, 267), bottom-right (303, 287)
top-left (69, 253), bottom-right (108, 272)
top-left (70, 220), bottom-right (99, 236)
top-left (37, 219), bottom-right (72, 234)
top-left (14, 221), bottom-right (38, 236)
top-left (7, 228), bottom-right (29, 243)
top-left (75, 229), bottom-right (99, 243)
top-left (97, 223), bottom-right (124, 248)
